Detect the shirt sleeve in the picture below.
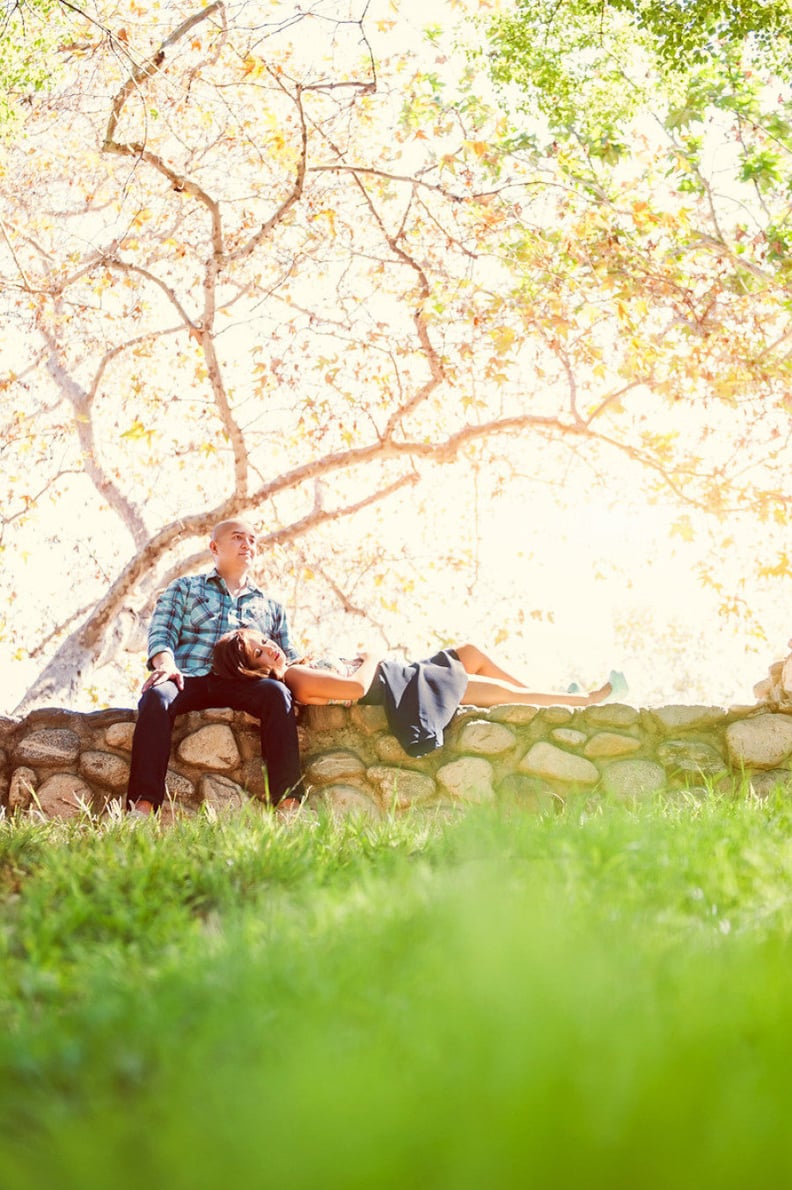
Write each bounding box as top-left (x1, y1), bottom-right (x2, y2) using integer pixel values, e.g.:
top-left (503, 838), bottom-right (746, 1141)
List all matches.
top-left (147, 579), bottom-right (188, 669)
top-left (271, 602), bottom-right (300, 664)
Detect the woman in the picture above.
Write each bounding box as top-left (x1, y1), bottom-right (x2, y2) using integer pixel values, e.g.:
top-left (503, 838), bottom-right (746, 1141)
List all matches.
top-left (213, 630), bottom-right (625, 757)
top-left (213, 629), bottom-right (620, 706)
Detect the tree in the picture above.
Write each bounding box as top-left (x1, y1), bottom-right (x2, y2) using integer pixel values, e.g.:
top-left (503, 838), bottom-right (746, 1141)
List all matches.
top-left (475, 0), bottom-right (792, 590)
top-left (3, 0), bottom-right (792, 713)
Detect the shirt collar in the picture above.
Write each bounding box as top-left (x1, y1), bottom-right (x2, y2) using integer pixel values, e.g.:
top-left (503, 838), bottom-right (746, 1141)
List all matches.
top-left (205, 568), bottom-right (264, 597)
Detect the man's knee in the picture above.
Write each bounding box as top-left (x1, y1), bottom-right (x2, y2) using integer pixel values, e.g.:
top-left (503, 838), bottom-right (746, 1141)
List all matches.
top-left (251, 678), bottom-right (294, 720)
top-left (138, 682), bottom-right (179, 718)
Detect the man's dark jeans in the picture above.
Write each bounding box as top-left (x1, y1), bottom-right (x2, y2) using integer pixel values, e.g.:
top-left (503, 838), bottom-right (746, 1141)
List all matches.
top-left (127, 674), bottom-right (303, 810)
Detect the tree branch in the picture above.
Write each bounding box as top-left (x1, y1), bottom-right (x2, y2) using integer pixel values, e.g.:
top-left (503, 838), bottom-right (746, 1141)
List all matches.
top-left (38, 318), bottom-right (149, 547)
top-left (225, 69), bottom-right (308, 262)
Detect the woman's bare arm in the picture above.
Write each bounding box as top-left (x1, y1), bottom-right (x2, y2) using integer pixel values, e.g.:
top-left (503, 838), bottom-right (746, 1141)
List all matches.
top-left (283, 652), bottom-right (383, 704)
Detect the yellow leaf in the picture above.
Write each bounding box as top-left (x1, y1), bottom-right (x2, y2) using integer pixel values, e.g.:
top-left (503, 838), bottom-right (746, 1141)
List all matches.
top-left (670, 516), bottom-right (694, 542)
top-left (242, 55), bottom-right (266, 78)
top-left (490, 326), bottom-right (516, 355)
top-left (120, 419), bottom-right (153, 444)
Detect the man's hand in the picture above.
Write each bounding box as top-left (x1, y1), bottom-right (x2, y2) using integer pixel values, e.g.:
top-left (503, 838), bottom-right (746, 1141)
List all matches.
top-left (142, 652), bottom-right (184, 693)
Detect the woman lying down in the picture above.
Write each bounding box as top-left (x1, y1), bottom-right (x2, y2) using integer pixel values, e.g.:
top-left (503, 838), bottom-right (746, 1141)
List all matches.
top-left (212, 629), bottom-right (627, 759)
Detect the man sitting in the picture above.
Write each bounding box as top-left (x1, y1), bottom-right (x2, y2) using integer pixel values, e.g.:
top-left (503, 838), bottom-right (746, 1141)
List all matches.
top-left (126, 518), bottom-right (304, 817)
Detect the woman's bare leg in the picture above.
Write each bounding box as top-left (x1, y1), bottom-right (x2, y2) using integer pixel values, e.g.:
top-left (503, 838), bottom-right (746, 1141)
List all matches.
top-left (454, 643), bottom-right (612, 706)
top-left (453, 643), bottom-right (529, 686)
top-left (461, 675), bottom-right (613, 708)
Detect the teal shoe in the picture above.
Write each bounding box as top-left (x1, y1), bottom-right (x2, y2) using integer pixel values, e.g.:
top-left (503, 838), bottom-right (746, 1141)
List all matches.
top-left (605, 669), bottom-right (629, 702)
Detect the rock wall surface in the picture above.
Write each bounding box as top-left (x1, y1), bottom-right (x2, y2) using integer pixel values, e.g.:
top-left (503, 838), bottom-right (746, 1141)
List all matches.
top-left (2, 699), bottom-right (792, 819)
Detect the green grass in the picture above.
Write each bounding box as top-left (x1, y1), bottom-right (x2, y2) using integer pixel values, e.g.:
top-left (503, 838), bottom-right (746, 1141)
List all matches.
top-left (2, 789), bottom-right (792, 1187)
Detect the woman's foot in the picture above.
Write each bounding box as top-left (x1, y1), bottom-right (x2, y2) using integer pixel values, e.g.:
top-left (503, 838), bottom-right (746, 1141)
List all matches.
top-left (605, 670), bottom-right (629, 702)
top-left (585, 680), bottom-right (613, 705)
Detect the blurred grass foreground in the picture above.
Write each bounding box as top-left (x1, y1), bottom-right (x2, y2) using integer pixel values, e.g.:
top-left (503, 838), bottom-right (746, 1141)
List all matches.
top-left (2, 790), bottom-right (792, 1188)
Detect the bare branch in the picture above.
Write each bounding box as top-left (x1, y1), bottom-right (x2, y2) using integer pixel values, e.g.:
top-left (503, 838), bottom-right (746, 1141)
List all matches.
top-left (585, 380), bottom-right (647, 426)
top-left (102, 2), bottom-right (225, 259)
top-left (343, 173), bottom-right (446, 438)
top-left (226, 71), bottom-right (308, 262)
top-left (38, 319), bottom-right (149, 546)
top-left (0, 468), bottom-right (84, 538)
top-left (28, 600), bottom-right (96, 659)
top-left (106, 258), bottom-right (198, 330)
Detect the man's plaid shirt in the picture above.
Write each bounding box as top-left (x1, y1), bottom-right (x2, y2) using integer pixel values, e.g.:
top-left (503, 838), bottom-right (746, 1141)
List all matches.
top-left (147, 570), bottom-right (299, 675)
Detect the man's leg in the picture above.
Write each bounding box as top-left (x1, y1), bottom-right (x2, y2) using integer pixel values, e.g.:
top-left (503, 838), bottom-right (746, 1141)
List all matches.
top-left (126, 677), bottom-right (211, 811)
top-left (208, 675), bottom-right (304, 806)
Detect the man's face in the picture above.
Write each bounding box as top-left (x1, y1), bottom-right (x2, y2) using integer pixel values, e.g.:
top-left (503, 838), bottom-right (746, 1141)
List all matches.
top-left (211, 522), bottom-right (257, 569)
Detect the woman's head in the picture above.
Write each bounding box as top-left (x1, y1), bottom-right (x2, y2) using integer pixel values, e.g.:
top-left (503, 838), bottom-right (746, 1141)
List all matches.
top-left (212, 629), bottom-right (288, 680)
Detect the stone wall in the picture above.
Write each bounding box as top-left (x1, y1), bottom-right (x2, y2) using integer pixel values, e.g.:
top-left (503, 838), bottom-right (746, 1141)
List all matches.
top-left (2, 697), bottom-right (792, 820)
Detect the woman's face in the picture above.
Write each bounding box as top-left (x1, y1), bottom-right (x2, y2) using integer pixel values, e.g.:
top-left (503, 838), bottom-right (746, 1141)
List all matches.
top-left (247, 634), bottom-right (286, 675)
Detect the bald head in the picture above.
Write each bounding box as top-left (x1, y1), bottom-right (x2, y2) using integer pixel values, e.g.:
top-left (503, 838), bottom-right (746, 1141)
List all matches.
top-left (209, 519), bottom-right (258, 582)
top-left (211, 518), bottom-right (257, 543)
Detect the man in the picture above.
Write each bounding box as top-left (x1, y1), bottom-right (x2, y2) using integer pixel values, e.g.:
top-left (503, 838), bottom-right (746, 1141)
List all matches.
top-left (126, 519), bottom-right (304, 816)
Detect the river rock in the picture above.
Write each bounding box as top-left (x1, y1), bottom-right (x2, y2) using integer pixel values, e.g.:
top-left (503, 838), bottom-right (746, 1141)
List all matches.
top-left (163, 769), bottom-right (195, 802)
top-left (235, 726), bottom-right (264, 762)
top-left (350, 705), bottom-right (388, 734)
top-left (551, 728), bottom-right (587, 748)
top-left (35, 773), bottom-right (94, 818)
top-left (375, 735), bottom-right (412, 763)
top-left (104, 722), bottom-right (136, 750)
top-left (539, 707), bottom-right (574, 725)
top-left (305, 750), bottom-right (366, 785)
top-left (656, 739), bottom-right (725, 776)
top-left (436, 757), bottom-right (495, 802)
top-left (14, 729), bottom-right (80, 767)
top-left (498, 773), bottom-right (558, 813)
top-left (725, 714), bottom-right (792, 770)
top-left (177, 725), bottom-right (240, 770)
top-left (487, 705), bottom-right (539, 725)
top-left (0, 717), bottom-right (18, 748)
top-left (80, 750), bottom-right (130, 791)
top-left (8, 767), bottom-right (36, 811)
top-left (366, 765), bottom-right (436, 806)
top-left (581, 704), bottom-right (639, 728)
top-left (453, 720), bottom-right (517, 756)
top-left (198, 773), bottom-right (245, 810)
top-left (650, 706), bottom-right (728, 733)
top-left (584, 732), bottom-right (641, 759)
top-left (746, 769), bottom-right (792, 798)
top-left (202, 708), bottom-right (236, 723)
top-left (519, 742), bottom-right (599, 786)
top-left (308, 784), bottom-right (381, 818)
top-left (600, 760), bottom-right (665, 800)
top-left (240, 759), bottom-right (268, 800)
top-left (302, 706), bottom-right (348, 731)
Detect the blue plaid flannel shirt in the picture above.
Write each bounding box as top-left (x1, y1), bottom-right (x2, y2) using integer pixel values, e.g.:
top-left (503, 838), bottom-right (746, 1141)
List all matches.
top-left (147, 570), bottom-right (300, 675)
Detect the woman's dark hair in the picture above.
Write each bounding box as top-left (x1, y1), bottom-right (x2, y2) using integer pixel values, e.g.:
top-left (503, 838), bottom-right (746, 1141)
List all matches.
top-left (212, 628), bottom-right (285, 680)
